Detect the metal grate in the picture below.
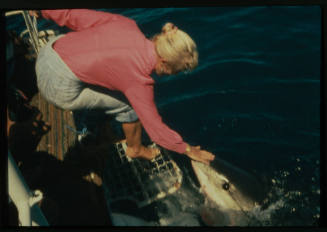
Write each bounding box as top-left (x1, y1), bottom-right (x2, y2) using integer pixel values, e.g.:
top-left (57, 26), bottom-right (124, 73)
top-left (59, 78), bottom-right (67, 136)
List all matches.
top-left (103, 141), bottom-right (182, 208)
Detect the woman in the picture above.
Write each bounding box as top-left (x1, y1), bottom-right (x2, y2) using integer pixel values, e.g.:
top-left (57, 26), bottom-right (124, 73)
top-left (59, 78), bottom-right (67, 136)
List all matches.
top-left (30, 9), bottom-right (214, 164)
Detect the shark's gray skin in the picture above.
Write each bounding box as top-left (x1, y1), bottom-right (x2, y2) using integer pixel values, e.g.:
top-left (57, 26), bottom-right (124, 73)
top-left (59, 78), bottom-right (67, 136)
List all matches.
top-left (111, 213), bottom-right (158, 226)
top-left (191, 157), bottom-right (266, 226)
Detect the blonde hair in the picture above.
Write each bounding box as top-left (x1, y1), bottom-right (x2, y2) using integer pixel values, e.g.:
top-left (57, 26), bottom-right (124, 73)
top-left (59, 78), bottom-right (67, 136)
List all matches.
top-left (153, 22), bottom-right (198, 74)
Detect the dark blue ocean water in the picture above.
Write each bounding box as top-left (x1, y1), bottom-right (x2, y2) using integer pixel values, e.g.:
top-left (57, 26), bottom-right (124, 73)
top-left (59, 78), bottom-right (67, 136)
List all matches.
top-left (6, 7), bottom-right (321, 226)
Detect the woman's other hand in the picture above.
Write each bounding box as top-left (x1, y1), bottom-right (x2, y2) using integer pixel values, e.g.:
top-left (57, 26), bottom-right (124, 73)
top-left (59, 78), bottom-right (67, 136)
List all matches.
top-left (184, 144), bottom-right (215, 165)
top-left (28, 10), bottom-right (41, 18)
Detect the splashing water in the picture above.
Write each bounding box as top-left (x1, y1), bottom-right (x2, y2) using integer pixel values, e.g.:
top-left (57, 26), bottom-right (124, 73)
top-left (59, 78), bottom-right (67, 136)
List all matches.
top-left (151, 151), bottom-right (319, 227)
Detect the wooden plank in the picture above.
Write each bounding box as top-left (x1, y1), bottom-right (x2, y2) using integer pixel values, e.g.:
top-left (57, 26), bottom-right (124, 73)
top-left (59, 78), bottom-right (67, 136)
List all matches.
top-left (59, 109), bottom-right (64, 161)
top-left (34, 93), bottom-right (48, 152)
top-left (62, 110), bottom-right (69, 159)
top-left (30, 92), bottom-right (77, 160)
top-left (48, 101), bottom-right (54, 157)
top-left (63, 110), bottom-right (76, 160)
top-left (63, 110), bottom-right (77, 160)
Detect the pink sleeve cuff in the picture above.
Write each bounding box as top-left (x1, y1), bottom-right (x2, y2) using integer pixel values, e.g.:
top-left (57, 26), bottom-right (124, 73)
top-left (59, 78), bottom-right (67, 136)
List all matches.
top-left (174, 142), bottom-right (188, 154)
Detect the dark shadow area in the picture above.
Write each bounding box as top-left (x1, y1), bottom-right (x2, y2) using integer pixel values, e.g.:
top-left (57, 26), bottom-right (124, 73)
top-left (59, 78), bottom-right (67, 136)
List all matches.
top-left (6, 30), bottom-right (113, 226)
top-left (6, 31), bottom-right (38, 102)
top-left (8, 112), bottom-right (113, 225)
top-left (8, 201), bottom-right (19, 226)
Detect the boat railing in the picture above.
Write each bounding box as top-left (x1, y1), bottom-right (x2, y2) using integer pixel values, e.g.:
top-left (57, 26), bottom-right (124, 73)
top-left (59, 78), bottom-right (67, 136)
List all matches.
top-left (6, 10), bottom-right (57, 55)
top-left (6, 10), bottom-right (49, 226)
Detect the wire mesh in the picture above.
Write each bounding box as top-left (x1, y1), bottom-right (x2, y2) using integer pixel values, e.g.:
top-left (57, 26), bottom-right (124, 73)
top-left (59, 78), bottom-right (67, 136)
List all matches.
top-left (103, 141), bottom-right (183, 208)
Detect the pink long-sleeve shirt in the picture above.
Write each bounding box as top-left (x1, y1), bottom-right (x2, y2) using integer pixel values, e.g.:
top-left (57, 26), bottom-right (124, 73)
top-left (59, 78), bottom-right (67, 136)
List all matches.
top-left (41, 9), bottom-right (187, 154)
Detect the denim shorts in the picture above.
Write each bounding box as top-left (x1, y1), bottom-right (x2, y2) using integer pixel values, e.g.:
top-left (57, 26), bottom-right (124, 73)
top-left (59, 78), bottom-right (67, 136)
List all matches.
top-left (35, 35), bottom-right (138, 123)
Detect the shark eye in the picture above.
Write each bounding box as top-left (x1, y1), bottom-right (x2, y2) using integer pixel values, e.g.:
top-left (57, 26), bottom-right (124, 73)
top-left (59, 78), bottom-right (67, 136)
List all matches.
top-left (222, 182), bottom-right (230, 191)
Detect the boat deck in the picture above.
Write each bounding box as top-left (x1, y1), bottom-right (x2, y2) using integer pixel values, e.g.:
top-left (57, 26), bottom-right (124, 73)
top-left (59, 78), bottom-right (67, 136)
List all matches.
top-left (30, 93), bottom-right (77, 161)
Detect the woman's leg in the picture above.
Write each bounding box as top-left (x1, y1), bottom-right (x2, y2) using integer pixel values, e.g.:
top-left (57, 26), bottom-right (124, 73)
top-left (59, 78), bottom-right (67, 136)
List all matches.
top-left (122, 120), bottom-right (160, 160)
top-left (68, 86), bottom-right (160, 160)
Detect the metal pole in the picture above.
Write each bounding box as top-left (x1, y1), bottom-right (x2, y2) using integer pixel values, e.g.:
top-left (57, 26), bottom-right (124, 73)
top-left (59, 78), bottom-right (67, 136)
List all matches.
top-left (21, 11), bottom-right (40, 54)
top-left (8, 151), bottom-right (49, 226)
top-left (5, 10), bottom-right (23, 17)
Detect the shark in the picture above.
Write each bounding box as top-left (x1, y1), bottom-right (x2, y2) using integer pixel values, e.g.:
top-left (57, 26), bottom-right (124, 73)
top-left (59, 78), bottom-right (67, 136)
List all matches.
top-left (191, 156), bottom-right (266, 226)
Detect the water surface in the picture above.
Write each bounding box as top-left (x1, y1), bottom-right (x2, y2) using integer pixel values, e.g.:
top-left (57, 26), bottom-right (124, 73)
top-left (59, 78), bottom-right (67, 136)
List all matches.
top-left (6, 6), bottom-right (321, 226)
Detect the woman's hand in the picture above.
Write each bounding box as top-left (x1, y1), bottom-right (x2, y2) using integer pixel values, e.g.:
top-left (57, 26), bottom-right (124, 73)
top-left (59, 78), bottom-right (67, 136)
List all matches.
top-left (28, 10), bottom-right (41, 18)
top-left (184, 144), bottom-right (215, 165)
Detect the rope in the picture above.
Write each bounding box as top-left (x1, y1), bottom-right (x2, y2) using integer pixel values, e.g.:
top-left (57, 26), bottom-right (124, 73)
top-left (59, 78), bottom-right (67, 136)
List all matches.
top-left (64, 124), bottom-right (88, 136)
